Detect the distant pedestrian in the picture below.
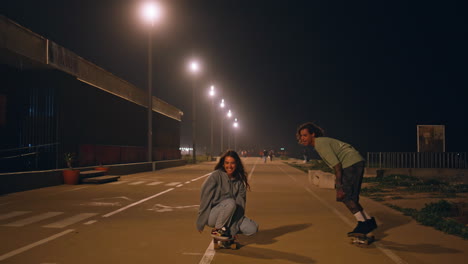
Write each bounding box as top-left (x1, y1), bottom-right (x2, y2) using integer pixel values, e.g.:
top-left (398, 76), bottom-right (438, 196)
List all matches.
top-left (296, 122), bottom-right (377, 236)
top-left (262, 149), bottom-right (268, 163)
top-left (196, 150), bottom-right (258, 240)
top-left (269, 150), bottom-right (274, 161)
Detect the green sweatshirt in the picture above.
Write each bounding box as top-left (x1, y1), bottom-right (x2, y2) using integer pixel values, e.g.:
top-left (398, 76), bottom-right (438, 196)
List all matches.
top-left (315, 137), bottom-right (364, 169)
top-left (196, 169), bottom-right (246, 235)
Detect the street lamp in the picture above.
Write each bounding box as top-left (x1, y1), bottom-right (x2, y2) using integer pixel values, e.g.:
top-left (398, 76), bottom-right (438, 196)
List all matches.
top-left (140, 1), bottom-right (163, 162)
top-left (226, 109), bottom-right (232, 149)
top-left (209, 85), bottom-right (215, 158)
top-left (188, 60), bottom-right (200, 163)
top-left (233, 118), bottom-right (239, 151)
top-left (219, 99), bottom-right (225, 153)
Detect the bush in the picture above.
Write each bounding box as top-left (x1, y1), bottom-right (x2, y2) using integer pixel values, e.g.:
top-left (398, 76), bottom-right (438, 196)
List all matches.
top-left (393, 200), bottom-right (468, 239)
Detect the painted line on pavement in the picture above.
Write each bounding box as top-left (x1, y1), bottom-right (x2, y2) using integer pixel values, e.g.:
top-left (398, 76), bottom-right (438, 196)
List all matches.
top-left (102, 188), bottom-right (175, 218)
top-left (198, 241), bottom-right (216, 264)
top-left (4, 212), bottom-right (63, 227)
top-left (103, 173), bottom-right (210, 218)
top-left (0, 229), bottom-right (75, 261)
top-left (191, 173), bottom-right (211, 182)
top-left (247, 157), bottom-right (260, 182)
top-left (279, 166), bottom-right (408, 264)
top-left (43, 213), bottom-right (98, 228)
top-left (0, 211), bottom-right (30, 221)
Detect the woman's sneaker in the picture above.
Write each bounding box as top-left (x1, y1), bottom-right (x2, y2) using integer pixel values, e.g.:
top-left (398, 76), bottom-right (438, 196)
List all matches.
top-left (211, 227), bottom-right (231, 241)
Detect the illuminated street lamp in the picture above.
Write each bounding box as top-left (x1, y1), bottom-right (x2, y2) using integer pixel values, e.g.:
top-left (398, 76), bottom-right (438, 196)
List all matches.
top-left (233, 118), bottom-right (239, 151)
top-left (140, 1), bottom-right (163, 162)
top-left (188, 60), bottom-right (201, 163)
top-left (226, 110), bottom-right (232, 149)
top-left (219, 99), bottom-right (225, 153)
top-left (208, 85), bottom-right (216, 158)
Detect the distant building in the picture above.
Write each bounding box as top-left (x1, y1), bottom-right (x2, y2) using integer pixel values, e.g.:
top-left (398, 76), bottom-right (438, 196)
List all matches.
top-left (0, 16), bottom-right (183, 172)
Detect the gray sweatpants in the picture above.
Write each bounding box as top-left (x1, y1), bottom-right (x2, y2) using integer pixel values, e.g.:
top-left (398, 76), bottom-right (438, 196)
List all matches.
top-left (207, 198), bottom-right (258, 236)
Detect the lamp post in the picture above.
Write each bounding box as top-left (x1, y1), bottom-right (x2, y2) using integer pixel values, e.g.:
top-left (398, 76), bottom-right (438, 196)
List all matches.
top-left (189, 60), bottom-right (200, 163)
top-left (219, 99), bottom-right (225, 154)
top-left (141, 2), bottom-right (162, 162)
top-left (226, 109), bottom-right (232, 149)
top-left (233, 118), bottom-right (238, 151)
top-left (209, 85), bottom-right (215, 158)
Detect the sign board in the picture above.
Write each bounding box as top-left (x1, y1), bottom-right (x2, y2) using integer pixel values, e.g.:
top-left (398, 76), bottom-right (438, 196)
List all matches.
top-left (417, 125), bottom-right (445, 152)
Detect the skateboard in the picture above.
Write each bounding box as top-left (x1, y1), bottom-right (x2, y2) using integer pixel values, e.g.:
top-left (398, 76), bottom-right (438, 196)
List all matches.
top-left (212, 236), bottom-right (238, 250)
top-left (349, 232), bottom-right (375, 246)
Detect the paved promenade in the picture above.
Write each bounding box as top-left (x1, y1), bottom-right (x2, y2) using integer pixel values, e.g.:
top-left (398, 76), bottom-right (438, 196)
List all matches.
top-left (0, 157), bottom-right (467, 263)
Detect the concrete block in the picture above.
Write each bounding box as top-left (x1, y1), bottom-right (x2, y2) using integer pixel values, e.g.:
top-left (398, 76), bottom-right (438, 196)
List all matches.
top-left (308, 170), bottom-right (336, 189)
top-left (308, 170), bottom-right (320, 186)
top-left (318, 171), bottom-right (336, 189)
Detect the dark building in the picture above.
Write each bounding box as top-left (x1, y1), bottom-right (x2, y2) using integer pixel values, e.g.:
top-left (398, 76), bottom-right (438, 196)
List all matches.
top-left (0, 16), bottom-right (183, 173)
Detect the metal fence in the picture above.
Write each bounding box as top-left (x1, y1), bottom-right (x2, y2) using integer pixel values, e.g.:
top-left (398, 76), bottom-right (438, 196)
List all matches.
top-left (366, 152), bottom-right (467, 169)
top-left (0, 143), bottom-right (59, 173)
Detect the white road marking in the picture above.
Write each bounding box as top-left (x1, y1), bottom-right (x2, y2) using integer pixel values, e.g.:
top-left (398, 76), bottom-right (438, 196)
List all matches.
top-left (279, 166), bottom-right (408, 264)
top-left (176, 184), bottom-right (183, 187)
top-left (83, 202), bottom-right (121, 207)
top-left (148, 204), bottom-right (199, 212)
top-left (109, 181), bottom-right (126, 184)
top-left (198, 241), bottom-right (216, 264)
top-left (165, 182), bottom-right (181, 186)
top-left (191, 173), bottom-right (210, 182)
top-left (3, 212), bottom-right (63, 227)
top-left (84, 220), bottom-right (97, 225)
top-left (94, 196), bottom-right (132, 201)
top-left (102, 188), bottom-right (175, 218)
top-left (0, 229), bottom-right (74, 261)
top-left (147, 181), bottom-right (163, 186)
top-left (247, 157), bottom-right (260, 181)
top-left (129, 181), bottom-right (145, 185)
top-left (0, 211), bottom-right (30, 221)
top-left (43, 213), bottom-right (98, 228)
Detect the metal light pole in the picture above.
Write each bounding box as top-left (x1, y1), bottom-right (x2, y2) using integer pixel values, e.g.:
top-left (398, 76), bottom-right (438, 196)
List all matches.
top-left (189, 61), bottom-right (200, 163)
top-left (147, 25), bottom-right (153, 162)
top-left (233, 118), bottom-right (238, 151)
top-left (219, 99), bottom-right (225, 154)
top-left (141, 2), bottom-right (162, 162)
top-left (209, 85), bottom-right (215, 158)
top-left (226, 109), bottom-right (232, 150)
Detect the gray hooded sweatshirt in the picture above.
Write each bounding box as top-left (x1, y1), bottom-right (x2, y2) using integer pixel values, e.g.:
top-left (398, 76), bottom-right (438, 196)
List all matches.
top-left (196, 169), bottom-right (246, 235)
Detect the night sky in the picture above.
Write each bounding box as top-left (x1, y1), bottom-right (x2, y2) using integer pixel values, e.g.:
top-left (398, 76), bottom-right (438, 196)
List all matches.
top-left (3, 0), bottom-right (468, 156)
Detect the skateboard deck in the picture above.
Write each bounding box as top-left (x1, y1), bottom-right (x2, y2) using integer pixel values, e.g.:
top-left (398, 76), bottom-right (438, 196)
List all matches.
top-left (212, 236), bottom-right (238, 250)
top-left (349, 232), bottom-right (375, 246)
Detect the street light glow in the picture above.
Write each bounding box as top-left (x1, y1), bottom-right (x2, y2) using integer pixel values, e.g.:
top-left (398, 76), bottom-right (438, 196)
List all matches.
top-left (141, 2), bottom-right (162, 25)
top-left (220, 99), bottom-right (225, 108)
top-left (233, 118), bottom-right (238, 128)
top-left (227, 110), bottom-right (232, 118)
top-left (209, 85), bottom-right (215, 97)
top-left (189, 60), bottom-right (200, 73)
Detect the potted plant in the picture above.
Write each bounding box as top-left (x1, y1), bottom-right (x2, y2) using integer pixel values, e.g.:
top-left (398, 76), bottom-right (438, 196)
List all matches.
top-left (94, 162), bottom-right (109, 174)
top-left (62, 152), bottom-right (80, 184)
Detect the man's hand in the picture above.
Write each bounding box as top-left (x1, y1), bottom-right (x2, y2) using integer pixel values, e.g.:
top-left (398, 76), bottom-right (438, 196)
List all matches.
top-left (336, 188), bottom-right (345, 201)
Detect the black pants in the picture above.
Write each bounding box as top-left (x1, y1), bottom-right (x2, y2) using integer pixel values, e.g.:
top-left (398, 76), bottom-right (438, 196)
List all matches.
top-left (341, 161), bottom-right (365, 203)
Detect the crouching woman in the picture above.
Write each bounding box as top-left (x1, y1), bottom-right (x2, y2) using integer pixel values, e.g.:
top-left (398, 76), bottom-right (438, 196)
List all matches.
top-left (196, 150), bottom-right (258, 239)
